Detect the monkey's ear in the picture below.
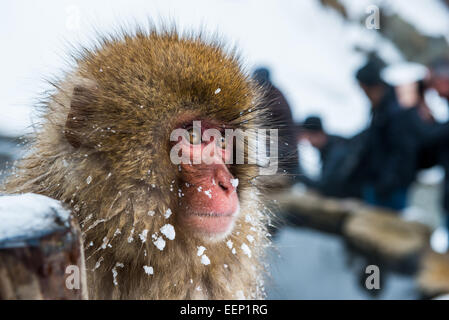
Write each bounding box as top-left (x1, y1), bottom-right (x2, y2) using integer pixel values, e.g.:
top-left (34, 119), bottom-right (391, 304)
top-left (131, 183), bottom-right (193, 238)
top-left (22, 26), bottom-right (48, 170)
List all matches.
top-left (65, 81), bottom-right (97, 148)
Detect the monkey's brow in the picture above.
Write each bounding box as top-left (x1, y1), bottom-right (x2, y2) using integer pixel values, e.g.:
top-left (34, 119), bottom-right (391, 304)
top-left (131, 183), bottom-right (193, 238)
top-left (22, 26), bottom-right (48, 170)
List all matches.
top-left (179, 120), bottom-right (229, 132)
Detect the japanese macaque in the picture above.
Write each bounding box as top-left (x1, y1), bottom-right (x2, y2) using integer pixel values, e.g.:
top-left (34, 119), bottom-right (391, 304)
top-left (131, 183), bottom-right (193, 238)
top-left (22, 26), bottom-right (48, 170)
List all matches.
top-left (2, 26), bottom-right (273, 300)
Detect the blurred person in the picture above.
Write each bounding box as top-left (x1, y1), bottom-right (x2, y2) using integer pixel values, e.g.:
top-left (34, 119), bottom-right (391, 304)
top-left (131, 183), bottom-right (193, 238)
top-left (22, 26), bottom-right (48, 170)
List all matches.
top-left (429, 57), bottom-right (449, 101)
top-left (379, 63), bottom-right (439, 199)
top-left (382, 62), bottom-right (433, 121)
top-left (428, 57), bottom-right (449, 239)
top-left (253, 67), bottom-right (301, 184)
top-left (297, 116), bottom-right (353, 197)
top-left (278, 115), bottom-right (361, 234)
top-left (253, 67), bottom-right (302, 237)
top-left (355, 54), bottom-right (406, 210)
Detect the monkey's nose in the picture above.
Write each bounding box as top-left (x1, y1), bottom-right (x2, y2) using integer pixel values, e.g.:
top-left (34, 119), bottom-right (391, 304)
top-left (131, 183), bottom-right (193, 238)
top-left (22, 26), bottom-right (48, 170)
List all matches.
top-left (214, 166), bottom-right (236, 195)
top-left (218, 181), bottom-right (229, 192)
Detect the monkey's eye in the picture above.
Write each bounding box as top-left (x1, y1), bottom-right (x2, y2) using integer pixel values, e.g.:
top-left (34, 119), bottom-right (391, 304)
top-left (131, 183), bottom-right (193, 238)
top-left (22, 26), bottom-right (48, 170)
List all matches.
top-left (219, 136), bottom-right (226, 149)
top-left (186, 128), bottom-right (202, 145)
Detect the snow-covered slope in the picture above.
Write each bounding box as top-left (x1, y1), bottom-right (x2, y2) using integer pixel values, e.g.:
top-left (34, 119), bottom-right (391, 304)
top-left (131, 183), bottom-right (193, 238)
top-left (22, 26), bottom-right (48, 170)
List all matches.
top-left (341, 0), bottom-right (449, 39)
top-left (0, 0), bottom-right (402, 138)
top-left (1, 0), bottom-right (447, 176)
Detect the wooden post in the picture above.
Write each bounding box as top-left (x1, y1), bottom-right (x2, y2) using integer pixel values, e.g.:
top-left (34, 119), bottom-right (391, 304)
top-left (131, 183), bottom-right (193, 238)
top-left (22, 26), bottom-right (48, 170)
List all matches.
top-left (0, 194), bottom-right (87, 300)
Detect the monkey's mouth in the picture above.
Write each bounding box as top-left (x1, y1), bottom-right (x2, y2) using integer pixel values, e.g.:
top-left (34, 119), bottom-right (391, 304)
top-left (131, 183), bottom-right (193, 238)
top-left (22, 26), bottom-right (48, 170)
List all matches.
top-left (192, 212), bottom-right (234, 217)
top-left (182, 206), bottom-right (240, 236)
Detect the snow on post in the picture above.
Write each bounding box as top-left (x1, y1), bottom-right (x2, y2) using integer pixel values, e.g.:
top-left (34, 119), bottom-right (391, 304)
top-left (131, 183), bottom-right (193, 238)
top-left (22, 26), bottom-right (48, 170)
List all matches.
top-left (0, 193), bottom-right (87, 300)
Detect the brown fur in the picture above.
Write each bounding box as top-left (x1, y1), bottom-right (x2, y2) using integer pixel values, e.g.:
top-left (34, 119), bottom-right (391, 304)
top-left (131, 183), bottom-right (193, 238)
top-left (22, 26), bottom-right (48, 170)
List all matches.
top-left (2, 26), bottom-right (272, 299)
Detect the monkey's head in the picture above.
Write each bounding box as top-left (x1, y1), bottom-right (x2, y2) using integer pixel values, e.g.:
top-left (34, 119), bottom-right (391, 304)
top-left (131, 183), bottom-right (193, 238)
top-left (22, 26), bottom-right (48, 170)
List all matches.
top-left (60, 29), bottom-right (268, 243)
top-left (5, 27), bottom-right (274, 299)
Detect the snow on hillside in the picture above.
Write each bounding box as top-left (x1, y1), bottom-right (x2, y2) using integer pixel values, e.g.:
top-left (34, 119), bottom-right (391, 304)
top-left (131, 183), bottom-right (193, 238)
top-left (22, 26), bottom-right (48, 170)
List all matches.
top-left (0, 0), bottom-right (403, 138)
top-left (1, 0), bottom-right (447, 177)
top-left (342, 0), bottom-right (449, 39)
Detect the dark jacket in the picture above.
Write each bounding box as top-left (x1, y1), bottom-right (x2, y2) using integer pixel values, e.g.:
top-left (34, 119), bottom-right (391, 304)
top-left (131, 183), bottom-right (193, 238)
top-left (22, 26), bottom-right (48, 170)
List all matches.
top-left (358, 87), bottom-right (402, 195)
top-left (362, 90), bottom-right (449, 201)
top-left (319, 135), bottom-right (348, 183)
top-left (300, 134), bottom-right (365, 198)
top-left (388, 106), bottom-right (439, 188)
top-left (421, 121), bottom-right (449, 212)
top-left (317, 135), bottom-right (351, 197)
top-left (442, 149), bottom-right (449, 212)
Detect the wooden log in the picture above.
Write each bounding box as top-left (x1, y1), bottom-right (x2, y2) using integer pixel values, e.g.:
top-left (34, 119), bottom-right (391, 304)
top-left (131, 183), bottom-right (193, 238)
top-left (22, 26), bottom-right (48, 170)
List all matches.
top-left (274, 190), bottom-right (432, 273)
top-left (0, 193), bottom-right (87, 300)
top-left (343, 211), bottom-right (431, 274)
top-left (417, 251), bottom-right (449, 298)
top-left (274, 190), bottom-right (364, 234)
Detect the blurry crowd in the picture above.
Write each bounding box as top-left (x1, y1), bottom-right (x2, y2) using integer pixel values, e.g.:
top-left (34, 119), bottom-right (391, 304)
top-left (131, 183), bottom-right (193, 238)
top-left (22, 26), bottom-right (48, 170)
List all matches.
top-left (253, 54), bottom-right (449, 241)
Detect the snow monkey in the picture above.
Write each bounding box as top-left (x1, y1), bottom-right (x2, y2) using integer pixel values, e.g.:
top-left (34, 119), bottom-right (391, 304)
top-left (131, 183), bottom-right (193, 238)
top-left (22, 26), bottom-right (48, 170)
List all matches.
top-left (3, 26), bottom-right (275, 299)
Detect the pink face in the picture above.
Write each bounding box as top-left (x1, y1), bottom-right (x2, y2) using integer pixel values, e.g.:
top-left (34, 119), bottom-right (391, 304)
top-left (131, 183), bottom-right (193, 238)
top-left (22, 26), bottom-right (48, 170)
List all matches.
top-left (174, 120), bottom-right (240, 239)
top-left (395, 82), bottom-right (420, 108)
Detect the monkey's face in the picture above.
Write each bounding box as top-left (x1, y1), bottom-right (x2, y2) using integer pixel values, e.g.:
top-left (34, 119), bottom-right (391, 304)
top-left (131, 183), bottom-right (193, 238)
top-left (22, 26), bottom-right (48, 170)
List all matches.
top-left (63, 33), bottom-right (263, 245)
top-left (173, 120), bottom-right (240, 239)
